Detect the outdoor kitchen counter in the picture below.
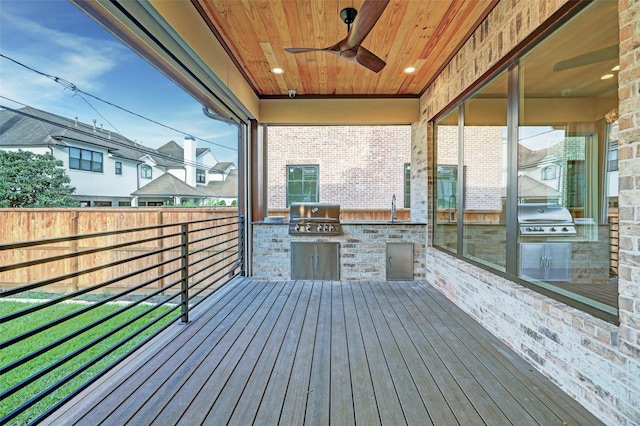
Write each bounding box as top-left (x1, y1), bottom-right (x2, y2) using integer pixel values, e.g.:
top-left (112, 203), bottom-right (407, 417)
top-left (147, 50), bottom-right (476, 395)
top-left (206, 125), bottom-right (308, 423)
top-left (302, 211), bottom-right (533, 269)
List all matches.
top-left (252, 221), bottom-right (427, 281)
top-left (341, 220), bottom-right (427, 225)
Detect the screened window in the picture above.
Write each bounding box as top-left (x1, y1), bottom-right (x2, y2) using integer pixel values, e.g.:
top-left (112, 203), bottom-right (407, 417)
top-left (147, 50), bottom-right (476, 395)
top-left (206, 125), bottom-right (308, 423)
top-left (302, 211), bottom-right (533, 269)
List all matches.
top-left (433, 1), bottom-right (619, 322)
top-left (434, 108), bottom-right (459, 254)
top-left (69, 147), bottom-right (103, 172)
top-left (196, 169), bottom-right (206, 183)
top-left (436, 165), bottom-right (458, 209)
top-left (115, 161), bottom-right (122, 175)
top-left (404, 163), bottom-right (411, 208)
top-left (541, 165), bottom-right (557, 181)
top-left (141, 165), bottom-right (152, 179)
top-left (286, 165), bottom-right (318, 207)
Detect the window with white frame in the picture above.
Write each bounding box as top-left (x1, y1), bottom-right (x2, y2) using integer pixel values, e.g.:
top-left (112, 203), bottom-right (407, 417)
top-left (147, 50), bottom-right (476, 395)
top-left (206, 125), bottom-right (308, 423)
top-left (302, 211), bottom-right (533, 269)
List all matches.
top-left (69, 147), bottom-right (103, 172)
top-left (141, 165), bottom-right (152, 179)
top-left (196, 169), bottom-right (206, 183)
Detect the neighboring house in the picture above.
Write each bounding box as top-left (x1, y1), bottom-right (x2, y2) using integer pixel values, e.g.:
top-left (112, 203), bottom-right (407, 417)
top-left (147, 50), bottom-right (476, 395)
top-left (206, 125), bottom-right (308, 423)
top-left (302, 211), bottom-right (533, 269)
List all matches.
top-left (0, 107), bottom-right (149, 206)
top-left (147, 139), bottom-right (217, 185)
top-left (131, 173), bottom-right (207, 206)
top-left (0, 107), bottom-right (237, 206)
top-left (518, 145), bottom-right (564, 204)
top-left (208, 161), bottom-right (235, 182)
top-left (200, 169), bottom-right (238, 206)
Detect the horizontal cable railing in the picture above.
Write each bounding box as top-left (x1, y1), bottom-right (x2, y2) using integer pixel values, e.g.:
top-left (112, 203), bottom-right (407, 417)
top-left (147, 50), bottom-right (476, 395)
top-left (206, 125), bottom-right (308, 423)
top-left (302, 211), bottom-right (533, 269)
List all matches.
top-left (0, 215), bottom-right (244, 425)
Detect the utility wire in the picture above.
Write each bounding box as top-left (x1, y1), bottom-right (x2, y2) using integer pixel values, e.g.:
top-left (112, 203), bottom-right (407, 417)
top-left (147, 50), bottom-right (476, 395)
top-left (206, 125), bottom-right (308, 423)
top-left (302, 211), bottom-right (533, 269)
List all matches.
top-left (0, 53), bottom-right (237, 152)
top-left (0, 101), bottom-right (224, 170)
top-left (75, 93), bottom-right (123, 136)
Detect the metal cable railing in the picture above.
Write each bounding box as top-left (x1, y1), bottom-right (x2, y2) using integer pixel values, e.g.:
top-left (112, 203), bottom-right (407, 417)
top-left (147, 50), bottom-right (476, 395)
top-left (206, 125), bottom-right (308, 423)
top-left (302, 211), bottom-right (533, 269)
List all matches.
top-left (0, 215), bottom-right (244, 425)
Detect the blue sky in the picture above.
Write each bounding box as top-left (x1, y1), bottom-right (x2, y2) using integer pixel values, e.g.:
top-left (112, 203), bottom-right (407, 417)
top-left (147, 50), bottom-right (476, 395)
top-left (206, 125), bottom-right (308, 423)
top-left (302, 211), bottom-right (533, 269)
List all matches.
top-left (0, 0), bottom-right (238, 163)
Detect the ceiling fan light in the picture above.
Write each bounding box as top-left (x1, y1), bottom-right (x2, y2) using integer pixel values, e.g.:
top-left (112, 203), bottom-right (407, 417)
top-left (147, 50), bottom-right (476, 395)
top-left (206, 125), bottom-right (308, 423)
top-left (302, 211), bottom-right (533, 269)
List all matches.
top-left (601, 73), bottom-right (614, 80)
top-left (271, 67), bottom-right (284, 74)
top-left (403, 66), bottom-right (417, 74)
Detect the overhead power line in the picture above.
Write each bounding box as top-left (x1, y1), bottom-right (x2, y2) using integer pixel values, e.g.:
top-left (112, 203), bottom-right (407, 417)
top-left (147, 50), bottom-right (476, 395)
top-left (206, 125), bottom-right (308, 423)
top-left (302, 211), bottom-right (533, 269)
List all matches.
top-left (0, 53), bottom-right (237, 152)
top-left (0, 102), bottom-right (224, 170)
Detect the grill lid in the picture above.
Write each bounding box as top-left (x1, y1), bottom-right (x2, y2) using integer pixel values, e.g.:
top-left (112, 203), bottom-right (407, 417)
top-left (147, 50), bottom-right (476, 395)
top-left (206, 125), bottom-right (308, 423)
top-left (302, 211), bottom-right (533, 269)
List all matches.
top-left (517, 203), bottom-right (573, 224)
top-left (518, 203), bottom-right (576, 236)
top-left (288, 203), bottom-right (342, 235)
top-left (289, 202), bottom-right (340, 223)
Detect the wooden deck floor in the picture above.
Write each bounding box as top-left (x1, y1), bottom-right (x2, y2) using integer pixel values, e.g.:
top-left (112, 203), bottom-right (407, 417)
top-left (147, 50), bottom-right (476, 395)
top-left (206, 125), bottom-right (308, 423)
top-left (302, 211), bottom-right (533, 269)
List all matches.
top-left (43, 279), bottom-right (603, 425)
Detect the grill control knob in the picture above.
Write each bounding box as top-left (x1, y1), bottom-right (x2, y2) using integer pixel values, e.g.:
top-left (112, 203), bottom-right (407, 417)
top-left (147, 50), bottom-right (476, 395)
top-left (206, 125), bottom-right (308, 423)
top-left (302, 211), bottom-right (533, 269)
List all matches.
top-left (329, 225), bottom-right (334, 232)
top-left (550, 227), bottom-right (556, 232)
top-left (317, 224), bottom-right (322, 232)
top-left (562, 227), bottom-right (568, 232)
top-left (305, 224), bottom-right (311, 232)
top-left (323, 224), bottom-right (328, 231)
top-left (294, 224), bottom-right (300, 231)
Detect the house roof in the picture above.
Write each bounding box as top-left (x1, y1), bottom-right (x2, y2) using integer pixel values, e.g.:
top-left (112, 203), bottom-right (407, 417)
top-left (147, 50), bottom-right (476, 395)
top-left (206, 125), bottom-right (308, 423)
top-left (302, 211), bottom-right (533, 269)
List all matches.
top-left (132, 173), bottom-right (207, 197)
top-left (517, 175), bottom-right (561, 199)
top-left (0, 107), bottom-right (155, 162)
top-left (209, 161), bottom-right (235, 174)
top-left (200, 171), bottom-right (238, 198)
top-left (150, 140), bottom-right (210, 168)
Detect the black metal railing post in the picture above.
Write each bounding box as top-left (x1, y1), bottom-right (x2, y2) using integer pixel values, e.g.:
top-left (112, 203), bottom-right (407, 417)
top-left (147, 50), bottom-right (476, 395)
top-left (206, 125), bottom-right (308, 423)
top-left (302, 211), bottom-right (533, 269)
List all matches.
top-left (239, 217), bottom-right (245, 276)
top-left (180, 223), bottom-right (189, 324)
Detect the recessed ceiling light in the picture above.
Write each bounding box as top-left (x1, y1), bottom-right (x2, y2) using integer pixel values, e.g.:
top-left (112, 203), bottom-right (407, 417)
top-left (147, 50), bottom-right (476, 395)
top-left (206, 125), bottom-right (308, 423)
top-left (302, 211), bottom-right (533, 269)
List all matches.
top-left (271, 67), bottom-right (284, 74)
top-left (403, 66), bottom-right (417, 74)
top-left (611, 65), bottom-right (620, 71)
top-left (601, 73), bottom-right (615, 80)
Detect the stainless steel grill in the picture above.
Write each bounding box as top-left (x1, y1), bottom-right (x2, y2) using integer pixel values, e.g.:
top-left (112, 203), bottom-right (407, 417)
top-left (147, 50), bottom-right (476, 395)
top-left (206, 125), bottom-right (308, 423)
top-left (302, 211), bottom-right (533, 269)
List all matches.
top-left (518, 203), bottom-right (576, 236)
top-left (288, 202), bottom-right (342, 235)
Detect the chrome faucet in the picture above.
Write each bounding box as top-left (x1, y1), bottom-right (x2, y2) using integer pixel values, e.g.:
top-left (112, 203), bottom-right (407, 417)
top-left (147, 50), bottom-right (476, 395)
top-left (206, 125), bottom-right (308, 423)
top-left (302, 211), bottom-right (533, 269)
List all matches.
top-left (448, 194), bottom-right (457, 223)
top-left (391, 194), bottom-right (397, 223)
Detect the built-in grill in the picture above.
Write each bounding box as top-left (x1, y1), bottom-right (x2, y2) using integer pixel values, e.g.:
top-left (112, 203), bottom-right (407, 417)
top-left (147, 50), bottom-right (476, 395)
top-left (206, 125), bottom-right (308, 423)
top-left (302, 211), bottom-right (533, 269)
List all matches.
top-left (518, 203), bottom-right (576, 236)
top-left (288, 202), bottom-right (342, 235)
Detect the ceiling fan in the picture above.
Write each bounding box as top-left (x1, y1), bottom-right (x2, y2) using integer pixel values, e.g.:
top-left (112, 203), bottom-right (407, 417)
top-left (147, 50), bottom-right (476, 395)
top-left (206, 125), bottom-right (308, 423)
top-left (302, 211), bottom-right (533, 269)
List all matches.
top-left (285, 0), bottom-right (390, 73)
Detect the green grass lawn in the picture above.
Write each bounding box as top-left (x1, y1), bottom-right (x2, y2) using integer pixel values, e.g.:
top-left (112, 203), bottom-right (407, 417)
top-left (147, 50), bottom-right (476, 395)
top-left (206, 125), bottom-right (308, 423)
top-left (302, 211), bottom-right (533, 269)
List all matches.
top-left (0, 299), bottom-right (179, 425)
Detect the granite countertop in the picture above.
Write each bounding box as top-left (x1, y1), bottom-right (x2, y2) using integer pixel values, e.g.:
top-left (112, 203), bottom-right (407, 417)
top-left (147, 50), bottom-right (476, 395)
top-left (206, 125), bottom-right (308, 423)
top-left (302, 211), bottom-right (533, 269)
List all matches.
top-left (253, 219), bottom-right (426, 225)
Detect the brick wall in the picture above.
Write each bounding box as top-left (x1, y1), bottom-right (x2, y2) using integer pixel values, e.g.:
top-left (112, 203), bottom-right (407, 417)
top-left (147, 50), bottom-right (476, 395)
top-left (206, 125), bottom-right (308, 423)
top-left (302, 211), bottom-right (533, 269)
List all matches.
top-left (416, 1), bottom-right (640, 425)
top-left (267, 126), bottom-right (410, 209)
top-left (617, 0), bottom-right (640, 421)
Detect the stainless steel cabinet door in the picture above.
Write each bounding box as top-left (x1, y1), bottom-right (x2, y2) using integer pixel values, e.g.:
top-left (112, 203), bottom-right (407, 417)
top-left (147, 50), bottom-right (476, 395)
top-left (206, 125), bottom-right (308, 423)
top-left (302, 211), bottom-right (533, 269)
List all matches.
top-left (520, 243), bottom-right (571, 281)
top-left (291, 242), bottom-right (316, 280)
top-left (545, 243), bottom-right (571, 281)
top-left (315, 242), bottom-right (339, 281)
top-left (291, 242), bottom-right (339, 280)
top-left (387, 243), bottom-right (413, 280)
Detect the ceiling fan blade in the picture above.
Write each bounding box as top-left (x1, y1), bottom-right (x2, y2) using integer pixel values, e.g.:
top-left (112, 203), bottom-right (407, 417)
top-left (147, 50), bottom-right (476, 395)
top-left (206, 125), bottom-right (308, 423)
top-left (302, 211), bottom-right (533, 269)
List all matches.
top-left (553, 45), bottom-right (618, 72)
top-left (347, 0), bottom-right (390, 48)
top-left (356, 46), bottom-right (386, 73)
top-left (285, 47), bottom-right (329, 54)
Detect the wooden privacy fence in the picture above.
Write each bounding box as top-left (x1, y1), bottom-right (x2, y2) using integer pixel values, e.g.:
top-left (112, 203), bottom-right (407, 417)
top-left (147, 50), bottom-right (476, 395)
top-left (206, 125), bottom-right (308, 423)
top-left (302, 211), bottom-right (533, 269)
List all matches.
top-left (0, 208), bottom-right (240, 293)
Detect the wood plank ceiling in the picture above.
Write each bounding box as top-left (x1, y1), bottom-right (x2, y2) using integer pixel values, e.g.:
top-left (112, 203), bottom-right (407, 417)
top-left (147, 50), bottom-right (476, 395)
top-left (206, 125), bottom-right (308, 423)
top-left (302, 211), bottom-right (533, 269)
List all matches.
top-left (193, 0), bottom-right (497, 98)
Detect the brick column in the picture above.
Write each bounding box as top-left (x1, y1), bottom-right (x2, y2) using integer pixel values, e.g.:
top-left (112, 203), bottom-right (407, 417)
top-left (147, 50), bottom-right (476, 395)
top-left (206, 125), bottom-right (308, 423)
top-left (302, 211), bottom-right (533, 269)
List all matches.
top-left (616, 0), bottom-right (640, 361)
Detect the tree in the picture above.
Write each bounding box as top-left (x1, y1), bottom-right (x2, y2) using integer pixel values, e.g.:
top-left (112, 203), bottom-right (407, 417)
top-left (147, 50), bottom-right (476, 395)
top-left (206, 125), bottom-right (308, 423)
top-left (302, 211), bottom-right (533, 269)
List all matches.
top-left (0, 150), bottom-right (79, 208)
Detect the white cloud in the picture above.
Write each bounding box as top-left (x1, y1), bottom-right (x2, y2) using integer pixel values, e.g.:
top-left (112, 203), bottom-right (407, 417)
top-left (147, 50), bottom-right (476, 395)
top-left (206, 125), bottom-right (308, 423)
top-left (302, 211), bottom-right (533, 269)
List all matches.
top-left (0, 3), bottom-right (239, 164)
top-left (1, 11), bottom-right (126, 108)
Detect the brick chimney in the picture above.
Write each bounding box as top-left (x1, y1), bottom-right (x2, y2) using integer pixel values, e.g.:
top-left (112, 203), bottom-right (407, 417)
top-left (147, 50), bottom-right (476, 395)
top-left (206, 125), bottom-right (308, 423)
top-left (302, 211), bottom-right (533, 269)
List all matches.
top-left (184, 136), bottom-right (197, 187)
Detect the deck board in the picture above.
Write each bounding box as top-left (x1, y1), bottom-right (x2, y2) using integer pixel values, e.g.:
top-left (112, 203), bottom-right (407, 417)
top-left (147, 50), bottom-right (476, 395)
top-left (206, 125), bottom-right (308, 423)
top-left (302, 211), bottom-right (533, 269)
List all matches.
top-left (276, 281), bottom-right (322, 425)
top-left (43, 279), bottom-right (604, 426)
